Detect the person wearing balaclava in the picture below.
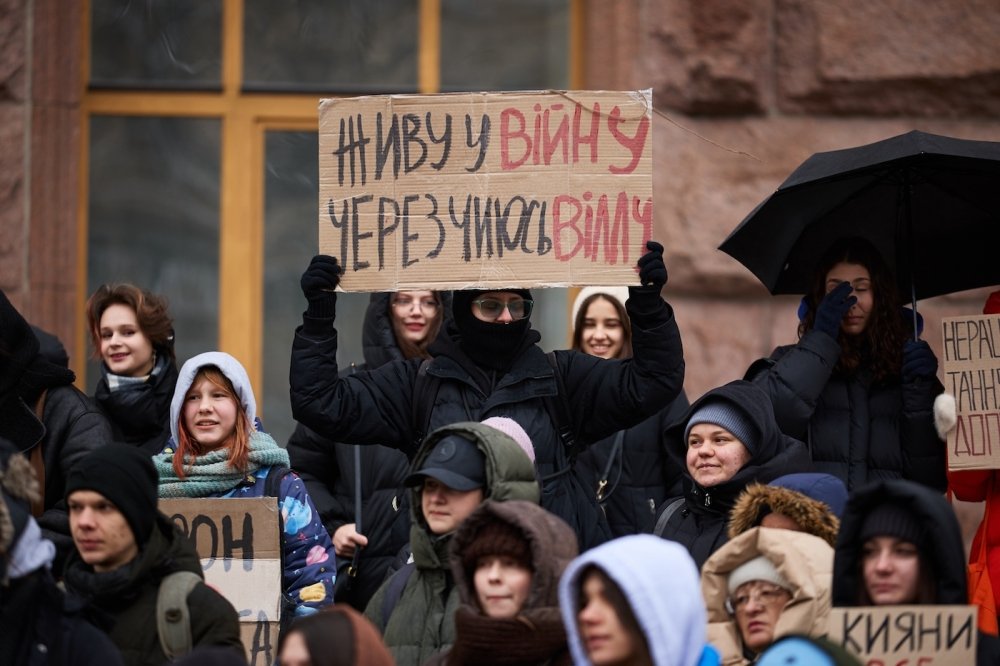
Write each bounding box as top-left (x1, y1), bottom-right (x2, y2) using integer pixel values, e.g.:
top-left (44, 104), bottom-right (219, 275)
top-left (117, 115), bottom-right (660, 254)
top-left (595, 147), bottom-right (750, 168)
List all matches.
top-left (289, 241), bottom-right (685, 550)
top-left (0, 289), bottom-right (112, 570)
top-left (652, 380), bottom-right (810, 570)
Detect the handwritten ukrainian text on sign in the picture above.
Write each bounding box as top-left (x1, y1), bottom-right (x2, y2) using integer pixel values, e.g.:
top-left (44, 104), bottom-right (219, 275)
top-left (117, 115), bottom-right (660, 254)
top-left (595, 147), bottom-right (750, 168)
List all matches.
top-left (160, 498), bottom-right (281, 666)
top-left (942, 314), bottom-right (1000, 469)
top-left (827, 605), bottom-right (976, 664)
top-left (318, 90), bottom-right (654, 291)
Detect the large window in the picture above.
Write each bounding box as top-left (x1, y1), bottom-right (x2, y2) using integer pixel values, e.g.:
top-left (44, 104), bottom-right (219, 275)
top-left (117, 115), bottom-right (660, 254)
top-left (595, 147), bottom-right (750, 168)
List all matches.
top-left (83, 0), bottom-right (578, 444)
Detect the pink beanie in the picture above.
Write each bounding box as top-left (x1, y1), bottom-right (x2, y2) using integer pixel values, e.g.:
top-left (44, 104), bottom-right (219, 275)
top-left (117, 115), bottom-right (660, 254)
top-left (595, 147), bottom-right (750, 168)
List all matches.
top-left (480, 417), bottom-right (535, 463)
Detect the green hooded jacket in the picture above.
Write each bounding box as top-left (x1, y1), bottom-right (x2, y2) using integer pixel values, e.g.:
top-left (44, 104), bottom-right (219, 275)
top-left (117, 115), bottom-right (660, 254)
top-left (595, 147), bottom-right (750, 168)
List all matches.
top-left (364, 421), bottom-right (540, 666)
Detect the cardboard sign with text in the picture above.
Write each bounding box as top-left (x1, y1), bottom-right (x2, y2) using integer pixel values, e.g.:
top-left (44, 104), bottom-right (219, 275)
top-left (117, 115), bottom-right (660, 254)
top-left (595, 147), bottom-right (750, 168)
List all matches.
top-left (318, 90), bottom-right (653, 291)
top-left (160, 498), bottom-right (282, 666)
top-left (827, 605), bottom-right (976, 664)
top-left (941, 314), bottom-right (1000, 469)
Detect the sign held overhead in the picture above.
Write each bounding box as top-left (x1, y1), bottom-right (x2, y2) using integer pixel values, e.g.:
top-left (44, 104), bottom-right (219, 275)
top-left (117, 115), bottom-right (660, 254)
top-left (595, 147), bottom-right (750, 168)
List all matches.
top-left (318, 90), bottom-right (654, 291)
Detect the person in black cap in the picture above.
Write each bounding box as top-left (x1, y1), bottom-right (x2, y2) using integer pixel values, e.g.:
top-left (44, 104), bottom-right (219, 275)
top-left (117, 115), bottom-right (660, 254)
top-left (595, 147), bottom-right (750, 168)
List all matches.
top-left (0, 289), bottom-right (112, 568)
top-left (652, 380), bottom-right (810, 570)
top-left (62, 445), bottom-right (242, 665)
top-left (289, 241), bottom-right (685, 551)
top-left (364, 421), bottom-right (539, 666)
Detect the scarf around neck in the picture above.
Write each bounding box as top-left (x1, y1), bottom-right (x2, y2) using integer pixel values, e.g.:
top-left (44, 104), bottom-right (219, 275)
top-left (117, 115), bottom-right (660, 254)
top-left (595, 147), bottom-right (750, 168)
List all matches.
top-left (102, 350), bottom-right (170, 393)
top-left (155, 431), bottom-right (290, 498)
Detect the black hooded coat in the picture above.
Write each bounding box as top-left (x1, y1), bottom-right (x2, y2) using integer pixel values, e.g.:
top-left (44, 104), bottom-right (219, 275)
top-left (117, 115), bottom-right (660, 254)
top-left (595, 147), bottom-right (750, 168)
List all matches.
top-left (653, 380), bottom-right (811, 570)
top-left (833, 479), bottom-right (1000, 666)
top-left (288, 292), bottom-right (429, 610)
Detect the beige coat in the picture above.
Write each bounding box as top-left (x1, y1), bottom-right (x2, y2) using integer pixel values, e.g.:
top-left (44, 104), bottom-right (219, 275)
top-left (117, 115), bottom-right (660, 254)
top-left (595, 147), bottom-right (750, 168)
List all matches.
top-left (701, 527), bottom-right (834, 665)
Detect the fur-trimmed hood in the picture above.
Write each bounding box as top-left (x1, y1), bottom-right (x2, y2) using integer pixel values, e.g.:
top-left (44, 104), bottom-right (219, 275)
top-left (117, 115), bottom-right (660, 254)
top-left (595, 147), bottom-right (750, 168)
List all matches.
top-left (727, 474), bottom-right (845, 547)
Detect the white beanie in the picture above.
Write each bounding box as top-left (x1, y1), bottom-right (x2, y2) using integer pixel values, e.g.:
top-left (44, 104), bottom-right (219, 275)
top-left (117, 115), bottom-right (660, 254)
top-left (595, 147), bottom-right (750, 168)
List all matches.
top-left (571, 286), bottom-right (630, 326)
top-left (727, 555), bottom-right (791, 596)
top-left (480, 417), bottom-right (535, 463)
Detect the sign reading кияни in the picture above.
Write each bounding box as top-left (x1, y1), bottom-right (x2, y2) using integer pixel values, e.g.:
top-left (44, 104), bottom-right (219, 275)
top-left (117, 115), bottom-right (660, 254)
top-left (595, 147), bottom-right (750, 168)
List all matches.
top-left (318, 90), bottom-right (653, 291)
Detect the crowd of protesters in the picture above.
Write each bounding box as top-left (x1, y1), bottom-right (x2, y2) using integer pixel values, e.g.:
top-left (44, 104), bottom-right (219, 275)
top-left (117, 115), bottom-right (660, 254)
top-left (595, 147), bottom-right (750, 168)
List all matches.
top-left (2, 234), bottom-right (999, 666)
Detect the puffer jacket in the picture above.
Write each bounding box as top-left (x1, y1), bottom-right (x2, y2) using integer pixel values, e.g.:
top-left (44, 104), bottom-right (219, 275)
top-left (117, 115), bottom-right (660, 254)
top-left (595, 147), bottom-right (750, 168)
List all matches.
top-left (702, 527), bottom-right (834, 666)
top-left (574, 390), bottom-right (689, 536)
top-left (93, 351), bottom-right (178, 454)
top-left (747, 328), bottom-right (945, 492)
top-left (653, 381), bottom-right (811, 570)
top-left (63, 514), bottom-right (243, 666)
top-left (363, 421), bottom-right (541, 666)
top-left (288, 293), bottom-right (416, 610)
top-left (290, 294), bottom-right (685, 551)
top-left (427, 500), bottom-right (577, 666)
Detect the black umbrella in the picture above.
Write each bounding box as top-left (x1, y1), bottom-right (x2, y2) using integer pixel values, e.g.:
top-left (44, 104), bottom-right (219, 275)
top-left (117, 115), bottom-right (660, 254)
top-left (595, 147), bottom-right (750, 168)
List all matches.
top-left (719, 130), bottom-right (1000, 320)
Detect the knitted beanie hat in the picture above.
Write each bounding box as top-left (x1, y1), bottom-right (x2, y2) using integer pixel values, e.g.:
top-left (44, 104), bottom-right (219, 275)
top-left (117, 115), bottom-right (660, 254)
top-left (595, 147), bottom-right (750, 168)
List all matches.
top-left (461, 518), bottom-right (533, 575)
top-left (859, 502), bottom-right (924, 548)
top-left (685, 401), bottom-right (759, 456)
top-left (480, 416), bottom-right (535, 463)
top-left (65, 444), bottom-right (159, 544)
top-left (728, 555), bottom-right (791, 596)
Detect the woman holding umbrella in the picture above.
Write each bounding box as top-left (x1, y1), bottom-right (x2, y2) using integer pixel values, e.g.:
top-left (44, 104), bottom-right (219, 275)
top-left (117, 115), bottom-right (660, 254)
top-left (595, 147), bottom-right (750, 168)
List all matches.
top-left (746, 237), bottom-right (945, 492)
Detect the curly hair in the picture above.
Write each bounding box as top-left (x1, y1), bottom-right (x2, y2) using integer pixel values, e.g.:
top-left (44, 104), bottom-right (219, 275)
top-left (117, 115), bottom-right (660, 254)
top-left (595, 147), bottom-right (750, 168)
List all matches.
top-left (86, 283), bottom-right (176, 365)
top-left (798, 238), bottom-right (905, 382)
top-left (571, 292), bottom-right (633, 359)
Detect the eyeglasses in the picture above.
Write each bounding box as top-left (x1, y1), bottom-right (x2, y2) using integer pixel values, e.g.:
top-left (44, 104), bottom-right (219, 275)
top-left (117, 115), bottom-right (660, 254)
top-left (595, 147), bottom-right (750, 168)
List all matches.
top-left (391, 297), bottom-right (439, 313)
top-left (472, 298), bottom-right (533, 321)
top-left (727, 583), bottom-right (790, 614)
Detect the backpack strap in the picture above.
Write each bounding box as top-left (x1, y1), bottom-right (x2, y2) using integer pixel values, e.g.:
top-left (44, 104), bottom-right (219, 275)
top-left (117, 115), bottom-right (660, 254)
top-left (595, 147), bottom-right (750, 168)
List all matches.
top-left (411, 359), bottom-right (438, 455)
top-left (263, 465), bottom-right (296, 632)
top-left (596, 430), bottom-right (626, 502)
top-left (381, 560), bottom-right (417, 628)
top-left (264, 465), bottom-right (293, 498)
top-left (652, 497), bottom-right (686, 538)
top-left (544, 351), bottom-right (578, 455)
top-left (156, 570), bottom-right (202, 660)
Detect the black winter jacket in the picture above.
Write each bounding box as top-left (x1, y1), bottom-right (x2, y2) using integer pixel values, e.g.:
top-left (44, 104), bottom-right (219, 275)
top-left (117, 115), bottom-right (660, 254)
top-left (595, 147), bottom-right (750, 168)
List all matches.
top-left (93, 354), bottom-right (178, 455)
top-left (290, 294), bottom-right (685, 551)
top-left (653, 381), bottom-right (811, 570)
top-left (34, 385), bottom-right (112, 566)
top-left (64, 513), bottom-right (243, 666)
top-left (574, 391), bottom-right (689, 536)
top-left (747, 329), bottom-right (946, 492)
top-left (288, 293), bottom-right (418, 610)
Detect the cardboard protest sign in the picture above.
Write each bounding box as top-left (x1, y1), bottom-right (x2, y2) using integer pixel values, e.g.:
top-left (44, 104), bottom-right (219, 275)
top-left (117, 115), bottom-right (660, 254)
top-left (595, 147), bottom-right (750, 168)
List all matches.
top-left (318, 90), bottom-right (653, 291)
top-left (160, 498), bottom-right (282, 666)
top-left (827, 605), bottom-right (976, 664)
top-left (941, 314), bottom-right (1000, 469)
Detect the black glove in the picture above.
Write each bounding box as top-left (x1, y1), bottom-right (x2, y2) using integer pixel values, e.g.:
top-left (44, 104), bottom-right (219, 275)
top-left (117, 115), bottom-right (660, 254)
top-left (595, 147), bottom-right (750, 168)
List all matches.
top-left (812, 281), bottom-right (856, 339)
top-left (300, 255), bottom-right (342, 320)
top-left (628, 241), bottom-right (668, 314)
top-left (902, 340), bottom-right (938, 381)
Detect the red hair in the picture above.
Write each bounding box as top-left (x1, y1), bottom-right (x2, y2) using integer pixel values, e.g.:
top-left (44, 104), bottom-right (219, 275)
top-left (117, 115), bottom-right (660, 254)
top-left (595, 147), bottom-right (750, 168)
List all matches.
top-left (173, 366), bottom-right (252, 479)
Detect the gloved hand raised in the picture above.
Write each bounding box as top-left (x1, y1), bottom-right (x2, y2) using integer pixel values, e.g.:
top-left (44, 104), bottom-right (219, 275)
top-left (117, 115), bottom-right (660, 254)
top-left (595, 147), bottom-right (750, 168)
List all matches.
top-left (627, 241), bottom-right (669, 314)
top-left (300, 255), bottom-right (342, 320)
top-left (903, 339), bottom-right (938, 382)
top-left (812, 281), bottom-right (856, 339)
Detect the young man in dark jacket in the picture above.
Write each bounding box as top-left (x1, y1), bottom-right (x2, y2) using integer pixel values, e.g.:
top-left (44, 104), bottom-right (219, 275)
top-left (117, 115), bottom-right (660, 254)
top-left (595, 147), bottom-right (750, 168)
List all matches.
top-left (289, 241), bottom-right (685, 550)
top-left (62, 445), bottom-right (243, 666)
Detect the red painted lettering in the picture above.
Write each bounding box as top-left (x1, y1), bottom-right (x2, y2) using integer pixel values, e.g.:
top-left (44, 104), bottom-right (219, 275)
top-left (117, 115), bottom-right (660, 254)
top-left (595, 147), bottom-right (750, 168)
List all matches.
top-left (500, 108), bottom-right (530, 170)
top-left (607, 105), bottom-right (650, 174)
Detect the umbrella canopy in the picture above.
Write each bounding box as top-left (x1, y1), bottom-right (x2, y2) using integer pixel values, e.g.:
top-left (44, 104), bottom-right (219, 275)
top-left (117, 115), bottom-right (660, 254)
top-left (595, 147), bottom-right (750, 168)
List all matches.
top-left (719, 130), bottom-right (1000, 301)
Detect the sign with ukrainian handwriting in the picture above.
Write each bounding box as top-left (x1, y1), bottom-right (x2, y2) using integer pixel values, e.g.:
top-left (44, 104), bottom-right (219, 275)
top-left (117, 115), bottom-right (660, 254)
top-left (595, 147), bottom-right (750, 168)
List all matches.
top-left (318, 90), bottom-right (654, 291)
top-left (160, 498), bottom-right (281, 666)
top-left (942, 314), bottom-right (1000, 469)
top-left (827, 605), bottom-right (976, 664)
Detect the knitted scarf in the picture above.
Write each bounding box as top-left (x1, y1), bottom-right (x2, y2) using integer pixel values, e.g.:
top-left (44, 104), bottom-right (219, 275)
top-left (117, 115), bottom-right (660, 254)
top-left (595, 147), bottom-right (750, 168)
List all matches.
top-left (155, 431), bottom-right (290, 498)
top-left (103, 351), bottom-right (170, 392)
